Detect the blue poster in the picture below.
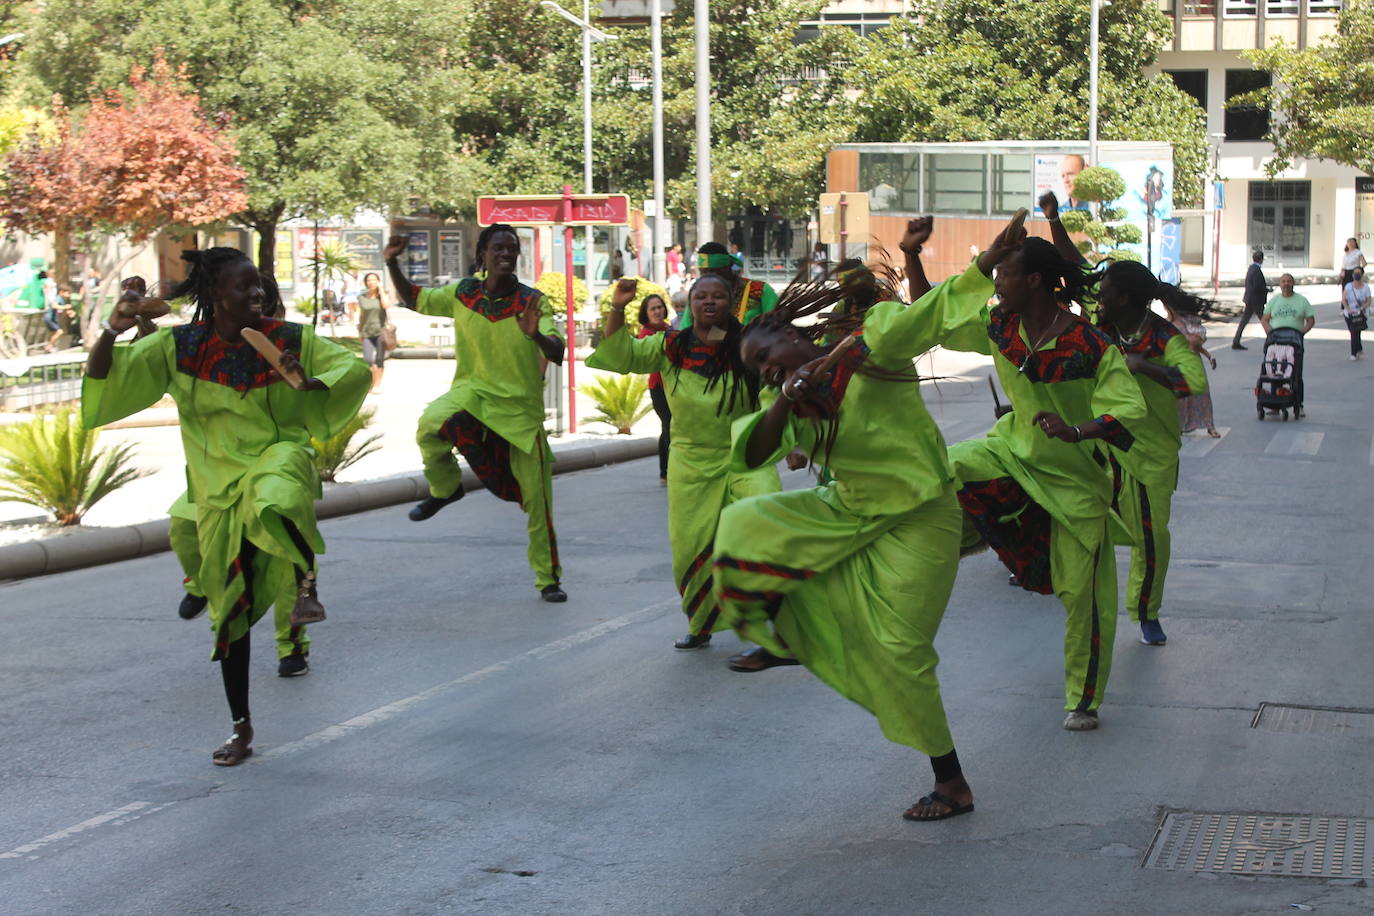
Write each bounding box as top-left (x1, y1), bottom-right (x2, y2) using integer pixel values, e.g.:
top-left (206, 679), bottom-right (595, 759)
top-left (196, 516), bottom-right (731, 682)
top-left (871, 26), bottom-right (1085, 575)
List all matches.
top-left (1100, 158), bottom-right (1174, 272)
top-left (1158, 218), bottom-right (1182, 286)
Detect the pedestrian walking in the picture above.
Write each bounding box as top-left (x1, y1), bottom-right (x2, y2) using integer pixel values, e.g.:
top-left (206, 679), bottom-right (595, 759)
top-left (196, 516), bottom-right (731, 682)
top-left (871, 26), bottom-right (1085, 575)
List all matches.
top-left (1341, 266), bottom-right (1369, 360)
top-left (946, 236), bottom-right (1147, 731)
top-left (635, 292), bottom-right (674, 484)
top-left (590, 275), bottom-right (779, 650)
top-left (1095, 261), bottom-right (1210, 647)
top-left (82, 248), bottom-right (370, 765)
top-left (1233, 250), bottom-right (1268, 350)
top-left (714, 216), bottom-right (1017, 821)
top-left (1339, 238), bottom-right (1366, 291)
top-left (1261, 274), bottom-right (1315, 337)
top-left (1165, 304), bottom-right (1219, 437)
top-left (386, 225), bottom-right (570, 603)
top-left (355, 271), bottom-right (388, 391)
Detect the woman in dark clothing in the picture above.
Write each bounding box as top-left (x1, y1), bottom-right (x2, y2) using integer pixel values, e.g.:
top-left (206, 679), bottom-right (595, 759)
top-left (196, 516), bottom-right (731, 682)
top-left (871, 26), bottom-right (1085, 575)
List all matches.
top-left (636, 293), bottom-right (673, 484)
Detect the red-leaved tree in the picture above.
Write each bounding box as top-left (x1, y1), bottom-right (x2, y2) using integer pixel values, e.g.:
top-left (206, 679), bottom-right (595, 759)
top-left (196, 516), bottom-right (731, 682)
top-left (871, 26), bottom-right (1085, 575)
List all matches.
top-left (0, 56), bottom-right (247, 340)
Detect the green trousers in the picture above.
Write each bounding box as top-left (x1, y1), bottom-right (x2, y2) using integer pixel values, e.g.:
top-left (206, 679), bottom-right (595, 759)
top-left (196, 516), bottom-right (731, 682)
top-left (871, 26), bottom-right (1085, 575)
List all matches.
top-left (714, 485), bottom-right (962, 756)
top-left (1111, 464), bottom-right (1174, 624)
top-left (416, 394), bottom-right (560, 589)
top-left (170, 514), bottom-right (308, 660)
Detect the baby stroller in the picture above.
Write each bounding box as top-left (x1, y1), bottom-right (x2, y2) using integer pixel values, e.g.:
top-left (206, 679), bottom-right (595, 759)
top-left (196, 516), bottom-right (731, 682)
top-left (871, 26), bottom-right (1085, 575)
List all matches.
top-left (1255, 327), bottom-right (1303, 421)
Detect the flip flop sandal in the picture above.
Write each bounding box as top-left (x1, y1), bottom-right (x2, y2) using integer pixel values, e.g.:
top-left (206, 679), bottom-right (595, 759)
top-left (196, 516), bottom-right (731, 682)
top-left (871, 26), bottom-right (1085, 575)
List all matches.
top-left (902, 790), bottom-right (974, 822)
top-left (727, 646), bottom-right (800, 672)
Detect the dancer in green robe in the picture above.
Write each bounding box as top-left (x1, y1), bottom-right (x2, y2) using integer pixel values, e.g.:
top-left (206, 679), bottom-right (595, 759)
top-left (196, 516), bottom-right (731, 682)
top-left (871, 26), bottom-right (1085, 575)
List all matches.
top-left (678, 242), bottom-right (778, 330)
top-left (82, 248), bottom-right (369, 765)
top-left (714, 216), bottom-right (1023, 821)
top-left (589, 275), bottom-right (779, 649)
top-left (944, 238), bottom-right (1146, 731)
top-left (385, 225), bottom-right (568, 602)
top-left (1094, 261), bottom-right (1209, 647)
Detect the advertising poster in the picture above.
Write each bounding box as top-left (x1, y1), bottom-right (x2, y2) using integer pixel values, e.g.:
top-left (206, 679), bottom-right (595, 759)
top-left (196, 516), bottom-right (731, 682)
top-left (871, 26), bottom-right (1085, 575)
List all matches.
top-left (438, 230), bottom-right (465, 281)
top-left (1033, 154), bottom-right (1093, 213)
top-left (1158, 218), bottom-right (1182, 286)
top-left (343, 229), bottom-right (384, 271)
top-left (1100, 157), bottom-right (1174, 273)
top-left (405, 230), bottom-right (431, 284)
top-left (275, 234), bottom-right (294, 290)
top-left (295, 227), bottom-right (341, 287)
top-left (1356, 177), bottom-right (1374, 248)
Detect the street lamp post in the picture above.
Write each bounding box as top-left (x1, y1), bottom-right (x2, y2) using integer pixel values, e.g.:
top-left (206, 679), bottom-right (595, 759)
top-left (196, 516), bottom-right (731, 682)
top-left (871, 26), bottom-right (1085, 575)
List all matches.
top-left (1088, 0), bottom-right (1100, 165)
top-left (540, 2), bottom-right (616, 287)
top-left (651, 0), bottom-right (666, 285)
top-left (694, 0), bottom-right (711, 248)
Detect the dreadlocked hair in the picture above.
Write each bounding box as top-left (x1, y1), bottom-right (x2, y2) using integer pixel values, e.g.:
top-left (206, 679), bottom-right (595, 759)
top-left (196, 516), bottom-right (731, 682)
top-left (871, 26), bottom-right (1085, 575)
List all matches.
top-left (664, 273), bottom-right (760, 417)
top-left (167, 247), bottom-right (254, 324)
top-left (1016, 237), bottom-right (1095, 308)
top-left (260, 271), bottom-right (284, 319)
top-left (475, 224), bottom-right (519, 267)
top-left (1095, 258), bottom-right (1215, 320)
top-left (744, 259), bottom-right (922, 471)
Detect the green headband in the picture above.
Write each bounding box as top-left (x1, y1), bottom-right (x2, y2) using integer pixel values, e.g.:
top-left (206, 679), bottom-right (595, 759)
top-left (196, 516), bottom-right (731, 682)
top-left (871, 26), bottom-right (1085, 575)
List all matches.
top-left (697, 252), bottom-right (742, 269)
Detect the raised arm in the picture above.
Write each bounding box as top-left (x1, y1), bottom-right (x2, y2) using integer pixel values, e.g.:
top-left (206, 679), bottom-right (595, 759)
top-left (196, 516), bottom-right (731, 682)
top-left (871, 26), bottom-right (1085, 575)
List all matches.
top-left (1039, 192), bottom-right (1086, 265)
top-left (899, 217), bottom-right (933, 301)
top-left (383, 235), bottom-right (421, 310)
top-left (604, 278), bottom-right (637, 338)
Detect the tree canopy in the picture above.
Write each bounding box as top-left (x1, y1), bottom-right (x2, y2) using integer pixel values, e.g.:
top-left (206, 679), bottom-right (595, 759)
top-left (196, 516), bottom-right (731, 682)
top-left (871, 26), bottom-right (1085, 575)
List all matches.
top-left (1245, 3), bottom-right (1374, 176)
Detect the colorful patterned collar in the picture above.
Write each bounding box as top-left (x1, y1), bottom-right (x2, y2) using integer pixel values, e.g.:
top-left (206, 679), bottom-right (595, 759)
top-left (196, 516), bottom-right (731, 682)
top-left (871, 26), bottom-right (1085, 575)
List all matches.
top-left (454, 277), bottom-right (542, 323)
top-left (173, 319), bottom-right (303, 392)
top-left (988, 308), bottom-right (1113, 384)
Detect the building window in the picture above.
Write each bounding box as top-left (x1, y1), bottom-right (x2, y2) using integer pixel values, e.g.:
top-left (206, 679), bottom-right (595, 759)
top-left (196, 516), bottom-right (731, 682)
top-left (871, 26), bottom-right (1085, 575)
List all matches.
top-left (1224, 69), bottom-right (1270, 141)
top-left (992, 155), bottom-right (1032, 214)
top-left (1181, 0), bottom-right (1217, 14)
top-left (1265, 0), bottom-right (1299, 14)
top-left (1223, 0), bottom-right (1258, 15)
top-left (1165, 70), bottom-right (1208, 113)
top-left (858, 152), bottom-right (919, 213)
top-left (925, 153), bottom-right (987, 214)
top-left (1308, 0), bottom-right (1341, 15)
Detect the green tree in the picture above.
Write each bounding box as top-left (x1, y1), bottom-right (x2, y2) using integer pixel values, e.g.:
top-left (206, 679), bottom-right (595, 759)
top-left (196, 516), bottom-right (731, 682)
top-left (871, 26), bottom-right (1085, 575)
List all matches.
top-left (18, 0), bottom-right (466, 273)
top-left (845, 0), bottom-right (1209, 206)
top-left (1244, 4), bottom-right (1374, 176)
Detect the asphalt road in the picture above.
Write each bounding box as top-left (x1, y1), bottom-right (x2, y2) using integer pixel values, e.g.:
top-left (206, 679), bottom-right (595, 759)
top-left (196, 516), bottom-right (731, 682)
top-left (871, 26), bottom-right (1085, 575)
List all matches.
top-left (3, 298), bottom-right (1372, 915)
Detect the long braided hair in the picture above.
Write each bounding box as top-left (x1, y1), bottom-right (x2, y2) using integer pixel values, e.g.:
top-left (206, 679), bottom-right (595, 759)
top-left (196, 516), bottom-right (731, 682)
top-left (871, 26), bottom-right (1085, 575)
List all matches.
top-left (165, 247), bottom-right (256, 325)
top-left (663, 272), bottom-right (760, 417)
top-left (1092, 258), bottom-right (1214, 327)
top-left (1014, 238), bottom-right (1096, 308)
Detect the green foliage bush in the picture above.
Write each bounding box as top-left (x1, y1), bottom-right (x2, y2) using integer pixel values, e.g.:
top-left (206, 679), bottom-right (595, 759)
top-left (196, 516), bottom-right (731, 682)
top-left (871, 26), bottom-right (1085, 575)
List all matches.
top-left (582, 374), bottom-right (652, 435)
top-left (536, 272), bottom-right (589, 314)
top-left (1068, 165), bottom-right (1126, 204)
top-left (312, 408), bottom-right (382, 483)
top-left (1112, 223), bottom-right (1143, 246)
top-left (0, 408), bottom-right (148, 525)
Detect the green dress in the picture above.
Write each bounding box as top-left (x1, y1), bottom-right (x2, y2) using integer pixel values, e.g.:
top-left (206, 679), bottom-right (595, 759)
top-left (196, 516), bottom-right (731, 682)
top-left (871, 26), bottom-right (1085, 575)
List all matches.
top-left (414, 278), bottom-right (563, 588)
top-left (678, 279), bottom-right (778, 330)
top-left (714, 264), bottom-right (994, 755)
top-left (82, 320), bottom-right (369, 658)
top-left (944, 297), bottom-right (1146, 713)
top-left (1103, 318), bottom-right (1208, 624)
top-left (587, 327), bottom-right (780, 636)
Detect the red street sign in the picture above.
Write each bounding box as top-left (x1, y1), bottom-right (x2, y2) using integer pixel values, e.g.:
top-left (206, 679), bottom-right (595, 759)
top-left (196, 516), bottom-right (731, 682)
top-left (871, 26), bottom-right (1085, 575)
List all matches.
top-left (477, 194), bottom-right (630, 227)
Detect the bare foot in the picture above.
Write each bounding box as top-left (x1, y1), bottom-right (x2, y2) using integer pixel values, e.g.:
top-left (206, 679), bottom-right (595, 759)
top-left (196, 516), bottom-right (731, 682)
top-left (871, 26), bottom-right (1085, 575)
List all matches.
top-left (902, 775), bottom-right (974, 821)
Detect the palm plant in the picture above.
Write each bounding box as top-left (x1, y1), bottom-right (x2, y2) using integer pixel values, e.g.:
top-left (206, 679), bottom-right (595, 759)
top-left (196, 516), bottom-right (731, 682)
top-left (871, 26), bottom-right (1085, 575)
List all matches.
top-left (304, 240), bottom-right (360, 333)
top-left (582, 374), bottom-right (652, 435)
top-left (0, 408), bottom-right (148, 525)
top-left (312, 408), bottom-right (383, 483)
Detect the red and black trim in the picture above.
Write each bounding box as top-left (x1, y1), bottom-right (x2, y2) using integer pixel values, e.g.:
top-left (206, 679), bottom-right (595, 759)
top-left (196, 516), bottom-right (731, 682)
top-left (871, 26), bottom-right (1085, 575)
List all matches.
top-left (956, 476), bottom-right (1054, 595)
top-left (174, 319), bottom-right (303, 392)
top-left (788, 334), bottom-right (872, 421)
top-left (663, 330), bottom-right (732, 380)
top-left (713, 556), bottom-right (817, 581)
top-left (1133, 482), bottom-right (1158, 623)
top-left (679, 545), bottom-right (714, 594)
top-left (1106, 318), bottom-right (1192, 397)
top-left (213, 539), bottom-right (259, 660)
top-left (733, 279), bottom-right (768, 322)
top-left (437, 411), bottom-right (522, 503)
top-left (1093, 413), bottom-right (1135, 452)
top-left (1074, 542), bottom-right (1106, 712)
top-left (452, 277), bottom-right (543, 323)
top-left (718, 585), bottom-right (785, 620)
top-left (988, 309), bottom-right (1116, 384)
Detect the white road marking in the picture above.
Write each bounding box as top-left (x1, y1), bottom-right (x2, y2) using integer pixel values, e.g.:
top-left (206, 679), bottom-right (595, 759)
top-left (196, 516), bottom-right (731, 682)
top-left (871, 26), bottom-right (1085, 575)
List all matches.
top-left (264, 599), bottom-right (675, 759)
top-left (0, 801), bottom-right (175, 861)
top-left (1264, 430), bottom-right (1324, 457)
top-left (1, 600), bottom-right (675, 865)
top-left (1179, 427), bottom-right (1229, 458)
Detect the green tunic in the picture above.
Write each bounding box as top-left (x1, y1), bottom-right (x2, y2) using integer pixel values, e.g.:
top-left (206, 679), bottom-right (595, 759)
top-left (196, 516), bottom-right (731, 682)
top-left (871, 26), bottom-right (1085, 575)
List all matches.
top-left (82, 320), bottom-right (369, 657)
top-left (944, 291), bottom-right (1147, 713)
top-left (713, 266), bottom-right (993, 754)
top-left (587, 326), bottom-right (779, 635)
top-left (1104, 317), bottom-right (1207, 623)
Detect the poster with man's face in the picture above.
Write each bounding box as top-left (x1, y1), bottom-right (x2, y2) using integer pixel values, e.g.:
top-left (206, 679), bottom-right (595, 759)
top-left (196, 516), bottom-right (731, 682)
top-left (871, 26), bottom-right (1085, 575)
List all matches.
top-left (1033, 154), bottom-right (1093, 213)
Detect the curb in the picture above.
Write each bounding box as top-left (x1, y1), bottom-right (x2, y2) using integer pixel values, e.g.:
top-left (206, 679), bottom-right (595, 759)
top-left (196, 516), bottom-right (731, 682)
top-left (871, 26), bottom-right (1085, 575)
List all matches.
top-left (0, 435), bottom-right (658, 582)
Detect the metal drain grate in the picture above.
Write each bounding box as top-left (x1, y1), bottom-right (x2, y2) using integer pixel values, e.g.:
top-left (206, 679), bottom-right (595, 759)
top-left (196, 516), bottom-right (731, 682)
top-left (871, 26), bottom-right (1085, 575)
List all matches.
top-left (1144, 811), bottom-right (1372, 878)
top-left (1251, 703), bottom-right (1374, 737)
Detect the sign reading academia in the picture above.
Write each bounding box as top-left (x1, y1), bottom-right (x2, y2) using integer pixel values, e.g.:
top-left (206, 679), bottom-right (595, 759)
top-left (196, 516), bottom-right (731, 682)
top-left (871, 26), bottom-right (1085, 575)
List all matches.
top-left (476, 189), bottom-right (630, 433)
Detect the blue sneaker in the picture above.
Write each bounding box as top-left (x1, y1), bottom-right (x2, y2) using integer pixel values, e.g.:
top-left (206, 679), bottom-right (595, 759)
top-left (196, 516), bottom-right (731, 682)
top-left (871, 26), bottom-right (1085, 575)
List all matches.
top-left (1139, 620), bottom-right (1167, 646)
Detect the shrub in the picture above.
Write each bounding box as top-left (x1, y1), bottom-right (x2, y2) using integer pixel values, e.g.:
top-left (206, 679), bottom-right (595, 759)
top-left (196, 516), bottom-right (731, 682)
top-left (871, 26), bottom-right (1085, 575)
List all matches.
top-left (582, 374), bottom-right (651, 435)
top-left (1070, 166), bottom-right (1127, 204)
top-left (0, 408), bottom-right (148, 525)
top-left (312, 408), bottom-right (382, 483)
top-left (536, 272), bottom-right (589, 314)
top-left (596, 276), bottom-right (671, 336)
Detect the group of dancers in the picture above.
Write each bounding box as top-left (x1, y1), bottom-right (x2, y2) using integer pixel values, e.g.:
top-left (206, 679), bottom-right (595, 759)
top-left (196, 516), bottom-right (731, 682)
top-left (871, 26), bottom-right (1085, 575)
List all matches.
top-left (82, 194), bottom-right (1209, 819)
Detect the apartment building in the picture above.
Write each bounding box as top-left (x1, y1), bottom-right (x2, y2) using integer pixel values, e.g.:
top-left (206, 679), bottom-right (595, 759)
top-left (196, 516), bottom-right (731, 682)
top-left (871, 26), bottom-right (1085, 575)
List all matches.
top-left (1147, 1), bottom-right (1354, 273)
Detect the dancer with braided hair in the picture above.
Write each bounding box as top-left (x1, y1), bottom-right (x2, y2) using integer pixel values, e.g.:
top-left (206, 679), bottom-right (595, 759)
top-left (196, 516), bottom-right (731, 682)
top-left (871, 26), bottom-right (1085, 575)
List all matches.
top-left (385, 226), bottom-right (568, 602)
top-left (83, 248), bottom-right (370, 765)
top-left (945, 232), bottom-right (1146, 731)
top-left (589, 274), bottom-right (780, 650)
top-left (713, 215), bottom-right (1022, 821)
